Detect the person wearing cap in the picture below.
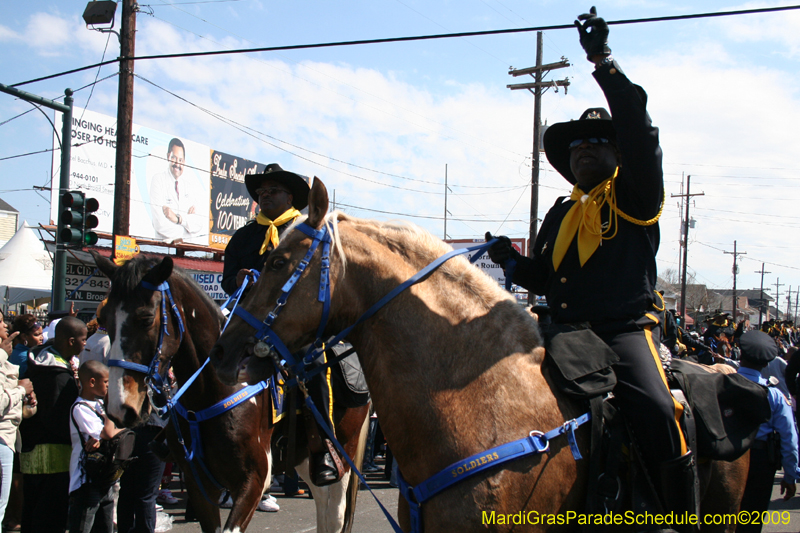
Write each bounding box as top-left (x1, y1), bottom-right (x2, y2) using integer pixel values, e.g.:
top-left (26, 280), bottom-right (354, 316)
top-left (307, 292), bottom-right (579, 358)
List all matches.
top-left (736, 330), bottom-right (798, 532)
top-left (221, 163), bottom-right (310, 296)
top-left (486, 7), bottom-right (694, 521)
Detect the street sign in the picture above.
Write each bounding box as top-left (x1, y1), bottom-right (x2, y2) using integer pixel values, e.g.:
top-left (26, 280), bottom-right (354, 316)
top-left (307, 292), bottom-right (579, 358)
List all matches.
top-left (65, 261), bottom-right (110, 302)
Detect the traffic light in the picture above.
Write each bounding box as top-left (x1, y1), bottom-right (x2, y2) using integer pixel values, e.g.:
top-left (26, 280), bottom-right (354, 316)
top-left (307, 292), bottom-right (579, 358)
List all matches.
top-left (60, 191), bottom-right (100, 247)
top-left (83, 196), bottom-right (99, 246)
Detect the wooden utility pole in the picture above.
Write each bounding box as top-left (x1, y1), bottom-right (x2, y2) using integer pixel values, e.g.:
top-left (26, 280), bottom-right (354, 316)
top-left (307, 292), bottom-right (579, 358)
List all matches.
top-left (670, 175), bottom-right (704, 317)
top-left (443, 164), bottom-right (449, 239)
top-left (755, 263), bottom-right (771, 327)
top-left (786, 287), bottom-right (794, 320)
top-left (724, 241), bottom-right (745, 322)
top-left (507, 31), bottom-right (569, 304)
top-left (774, 278), bottom-right (784, 321)
top-left (112, 0), bottom-right (136, 248)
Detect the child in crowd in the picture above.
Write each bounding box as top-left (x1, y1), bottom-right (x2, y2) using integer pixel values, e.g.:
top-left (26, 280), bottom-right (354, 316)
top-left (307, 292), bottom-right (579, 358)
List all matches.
top-left (68, 360), bottom-right (120, 533)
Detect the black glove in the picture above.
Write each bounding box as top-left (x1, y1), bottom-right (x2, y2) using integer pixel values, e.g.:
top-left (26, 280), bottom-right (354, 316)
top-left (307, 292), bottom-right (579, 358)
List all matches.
top-left (575, 6), bottom-right (611, 61)
top-left (485, 232), bottom-right (518, 266)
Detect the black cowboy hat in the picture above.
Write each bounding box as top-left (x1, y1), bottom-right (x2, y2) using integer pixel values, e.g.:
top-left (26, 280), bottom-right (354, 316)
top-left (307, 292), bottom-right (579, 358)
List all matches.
top-left (245, 163), bottom-right (310, 210)
top-left (543, 107), bottom-right (616, 184)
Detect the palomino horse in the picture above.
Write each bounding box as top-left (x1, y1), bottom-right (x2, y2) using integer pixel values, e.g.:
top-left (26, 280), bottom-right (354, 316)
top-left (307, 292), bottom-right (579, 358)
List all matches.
top-left (210, 178), bottom-right (747, 532)
top-left (92, 252), bottom-right (370, 533)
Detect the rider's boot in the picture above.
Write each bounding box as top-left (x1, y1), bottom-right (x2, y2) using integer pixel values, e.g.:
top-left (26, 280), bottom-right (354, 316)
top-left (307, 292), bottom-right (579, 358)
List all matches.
top-left (657, 451), bottom-right (699, 533)
top-left (311, 444), bottom-right (341, 487)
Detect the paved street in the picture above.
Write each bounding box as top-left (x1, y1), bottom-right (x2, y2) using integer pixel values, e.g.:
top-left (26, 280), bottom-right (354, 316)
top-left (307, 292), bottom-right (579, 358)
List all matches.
top-left (160, 466), bottom-right (800, 532)
top-left (162, 466), bottom-right (401, 533)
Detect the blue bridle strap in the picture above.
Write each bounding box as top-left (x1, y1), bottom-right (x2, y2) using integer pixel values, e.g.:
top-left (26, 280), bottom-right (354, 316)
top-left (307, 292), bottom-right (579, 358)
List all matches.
top-left (107, 279), bottom-right (186, 406)
top-left (397, 412), bottom-right (590, 533)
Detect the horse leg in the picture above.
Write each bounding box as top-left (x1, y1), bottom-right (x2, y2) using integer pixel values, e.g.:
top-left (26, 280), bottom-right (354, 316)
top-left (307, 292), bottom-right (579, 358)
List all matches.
top-left (297, 457), bottom-right (351, 533)
top-left (180, 464), bottom-right (223, 533)
top-left (222, 447), bottom-right (271, 533)
top-left (699, 454), bottom-right (750, 533)
top-left (341, 409), bottom-right (370, 533)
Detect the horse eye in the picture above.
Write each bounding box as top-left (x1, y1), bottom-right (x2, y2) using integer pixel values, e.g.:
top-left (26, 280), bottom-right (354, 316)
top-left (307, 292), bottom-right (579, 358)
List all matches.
top-left (271, 258), bottom-right (287, 270)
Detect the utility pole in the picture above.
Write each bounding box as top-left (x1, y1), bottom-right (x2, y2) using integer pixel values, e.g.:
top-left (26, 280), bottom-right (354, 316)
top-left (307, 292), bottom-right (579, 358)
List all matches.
top-left (443, 164), bottom-right (450, 240)
top-left (786, 286), bottom-right (793, 320)
top-left (774, 278), bottom-right (784, 321)
top-left (670, 175), bottom-right (704, 317)
top-left (755, 263), bottom-right (771, 327)
top-left (112, 0), bottom-right (137, 253)
top-left (723, 241), bottom-right (745, 322)
top-left (508, 31), bottom-right (569, 304)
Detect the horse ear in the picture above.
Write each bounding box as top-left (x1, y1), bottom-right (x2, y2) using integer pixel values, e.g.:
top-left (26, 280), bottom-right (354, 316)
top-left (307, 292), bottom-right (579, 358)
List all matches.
top-left (307, 177), bottom-right (329, 230)
top-left (143, 256), bottom-right (173, 286)
top-left (90, 250), bottom-right (118, 279)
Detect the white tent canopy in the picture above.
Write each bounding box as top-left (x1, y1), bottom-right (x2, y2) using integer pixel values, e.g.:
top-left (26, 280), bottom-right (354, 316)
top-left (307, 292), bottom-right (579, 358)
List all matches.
top-left (0, 222), bottom-right (52, 305)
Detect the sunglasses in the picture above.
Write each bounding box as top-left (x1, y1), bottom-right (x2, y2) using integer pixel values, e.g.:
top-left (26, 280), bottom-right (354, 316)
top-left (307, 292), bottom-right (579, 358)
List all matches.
top-left (568, 138), bottom-right (610, 150)
top-left (256, 187), bottom-right (291, 197)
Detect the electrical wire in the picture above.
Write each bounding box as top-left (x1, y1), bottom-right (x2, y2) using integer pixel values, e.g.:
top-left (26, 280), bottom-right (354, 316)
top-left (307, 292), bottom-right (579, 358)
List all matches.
top-left (12, 4), bottom-right (800, 87)
top-left (134, 73), bottom-right (528, 195)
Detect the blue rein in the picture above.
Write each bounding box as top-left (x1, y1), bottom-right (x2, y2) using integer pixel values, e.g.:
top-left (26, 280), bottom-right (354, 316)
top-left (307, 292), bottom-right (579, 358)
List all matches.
top-left (107, 275), bottom-right (267, 505)
top-left (228, 221), bottom-right (590, 533)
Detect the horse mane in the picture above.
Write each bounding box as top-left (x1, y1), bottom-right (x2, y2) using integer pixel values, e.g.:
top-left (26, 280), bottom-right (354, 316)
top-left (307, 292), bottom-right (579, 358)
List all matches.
top-left (327, 212), bottom-right (525, 313)
top-left (108, 254), bottom-right (224, 327)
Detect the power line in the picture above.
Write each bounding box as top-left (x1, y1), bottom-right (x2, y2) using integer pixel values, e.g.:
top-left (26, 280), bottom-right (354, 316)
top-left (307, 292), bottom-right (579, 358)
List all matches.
top-left (336, 201), bottom-right (527, 222)
top-left (134, 73), bottom-right (528, 194)
top-left (12, 4), bottom-right (800, 87)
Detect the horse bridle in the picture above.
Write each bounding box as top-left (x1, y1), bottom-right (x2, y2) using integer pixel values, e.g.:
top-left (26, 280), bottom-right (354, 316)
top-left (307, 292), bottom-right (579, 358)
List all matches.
top-left (107, 279), bottom-right (186, 409)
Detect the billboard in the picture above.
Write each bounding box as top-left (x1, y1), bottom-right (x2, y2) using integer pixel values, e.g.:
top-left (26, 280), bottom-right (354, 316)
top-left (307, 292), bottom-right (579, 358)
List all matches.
top-left (209, 151), bottom-right (263, 250)
top-left (51, 109), bottom-right (262, 249)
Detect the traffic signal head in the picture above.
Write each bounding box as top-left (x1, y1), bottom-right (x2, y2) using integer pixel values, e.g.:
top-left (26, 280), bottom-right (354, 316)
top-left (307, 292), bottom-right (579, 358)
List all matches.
top-left (60, 191), bottom-right (86, 247)
top-left (83, 196), bottom-right (99, 246)
top-left (59, 191), bottom-right (100, 247)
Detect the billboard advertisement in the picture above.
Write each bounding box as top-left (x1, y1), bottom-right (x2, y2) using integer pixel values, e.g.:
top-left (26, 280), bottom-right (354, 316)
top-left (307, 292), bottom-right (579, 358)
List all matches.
top-left (209, 151), bottom-right (263, 250)
top-left (51, 109), bottom-right (262, 249)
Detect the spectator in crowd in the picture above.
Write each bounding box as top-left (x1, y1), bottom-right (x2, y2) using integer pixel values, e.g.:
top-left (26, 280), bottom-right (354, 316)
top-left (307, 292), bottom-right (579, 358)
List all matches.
top-left (68, 361), bottom-right (120, 533)
top-left (0, 314), bottom-right (35, 527)
top-left (41, 305), bottom-right (76, 344)
top-left (117, 407), bottom-right (167, 533)
top-left (9, 314), bottom-right (43, 379)
top-left (737, 330), bottom-right (798, 533)
top-left (20, 316), bottom-right (85, 533)
top-left (79, 301), bottom-right (110, 366)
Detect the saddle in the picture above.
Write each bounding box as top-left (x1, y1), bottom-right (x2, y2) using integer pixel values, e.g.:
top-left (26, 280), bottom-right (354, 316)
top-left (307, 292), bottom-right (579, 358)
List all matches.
top-left (542, 323), bottom-right (770, 531)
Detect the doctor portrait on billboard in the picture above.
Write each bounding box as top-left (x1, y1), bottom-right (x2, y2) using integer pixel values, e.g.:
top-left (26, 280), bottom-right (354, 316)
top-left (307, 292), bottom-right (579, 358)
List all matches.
top-left (149, 137), bottom-right (205, 243)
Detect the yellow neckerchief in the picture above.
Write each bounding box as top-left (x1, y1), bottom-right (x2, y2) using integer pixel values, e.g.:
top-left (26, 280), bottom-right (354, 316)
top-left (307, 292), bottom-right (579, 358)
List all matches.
top-left (257, 207), bottom-right (302, 255)
top-left (552, 168), bottom-right (665, 271)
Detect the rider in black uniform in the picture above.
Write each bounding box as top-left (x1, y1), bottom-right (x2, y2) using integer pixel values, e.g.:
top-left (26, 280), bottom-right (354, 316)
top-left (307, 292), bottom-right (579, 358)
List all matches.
top-left (487, 7), bottom-right (694, 523)
top-left (223, 165), bottom-right (343, 487)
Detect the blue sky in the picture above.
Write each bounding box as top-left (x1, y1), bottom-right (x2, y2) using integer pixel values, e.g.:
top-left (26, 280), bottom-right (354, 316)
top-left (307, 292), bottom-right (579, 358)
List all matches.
top-left (2, 1), bottom-right (800, 306)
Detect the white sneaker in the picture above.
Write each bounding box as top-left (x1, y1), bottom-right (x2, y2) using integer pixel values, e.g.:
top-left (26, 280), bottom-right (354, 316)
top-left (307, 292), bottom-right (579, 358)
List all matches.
top-left (219, 492), bottom-right (233, 509)
top-left (257, 494), bottom-right (280, 512)
top-left (156, 488), bottom-right (179, 505)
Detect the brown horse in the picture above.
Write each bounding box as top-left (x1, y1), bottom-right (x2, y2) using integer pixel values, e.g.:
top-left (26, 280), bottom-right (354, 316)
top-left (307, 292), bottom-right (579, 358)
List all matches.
top-left (92, 252), bottom-right (370, 533)
top-left (210, 178), bottom-right (747, 532)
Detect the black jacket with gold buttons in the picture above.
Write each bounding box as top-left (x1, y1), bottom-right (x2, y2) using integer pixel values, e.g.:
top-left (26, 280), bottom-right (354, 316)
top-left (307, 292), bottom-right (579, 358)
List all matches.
top-left (511, 60), bottom-right (663, 325)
